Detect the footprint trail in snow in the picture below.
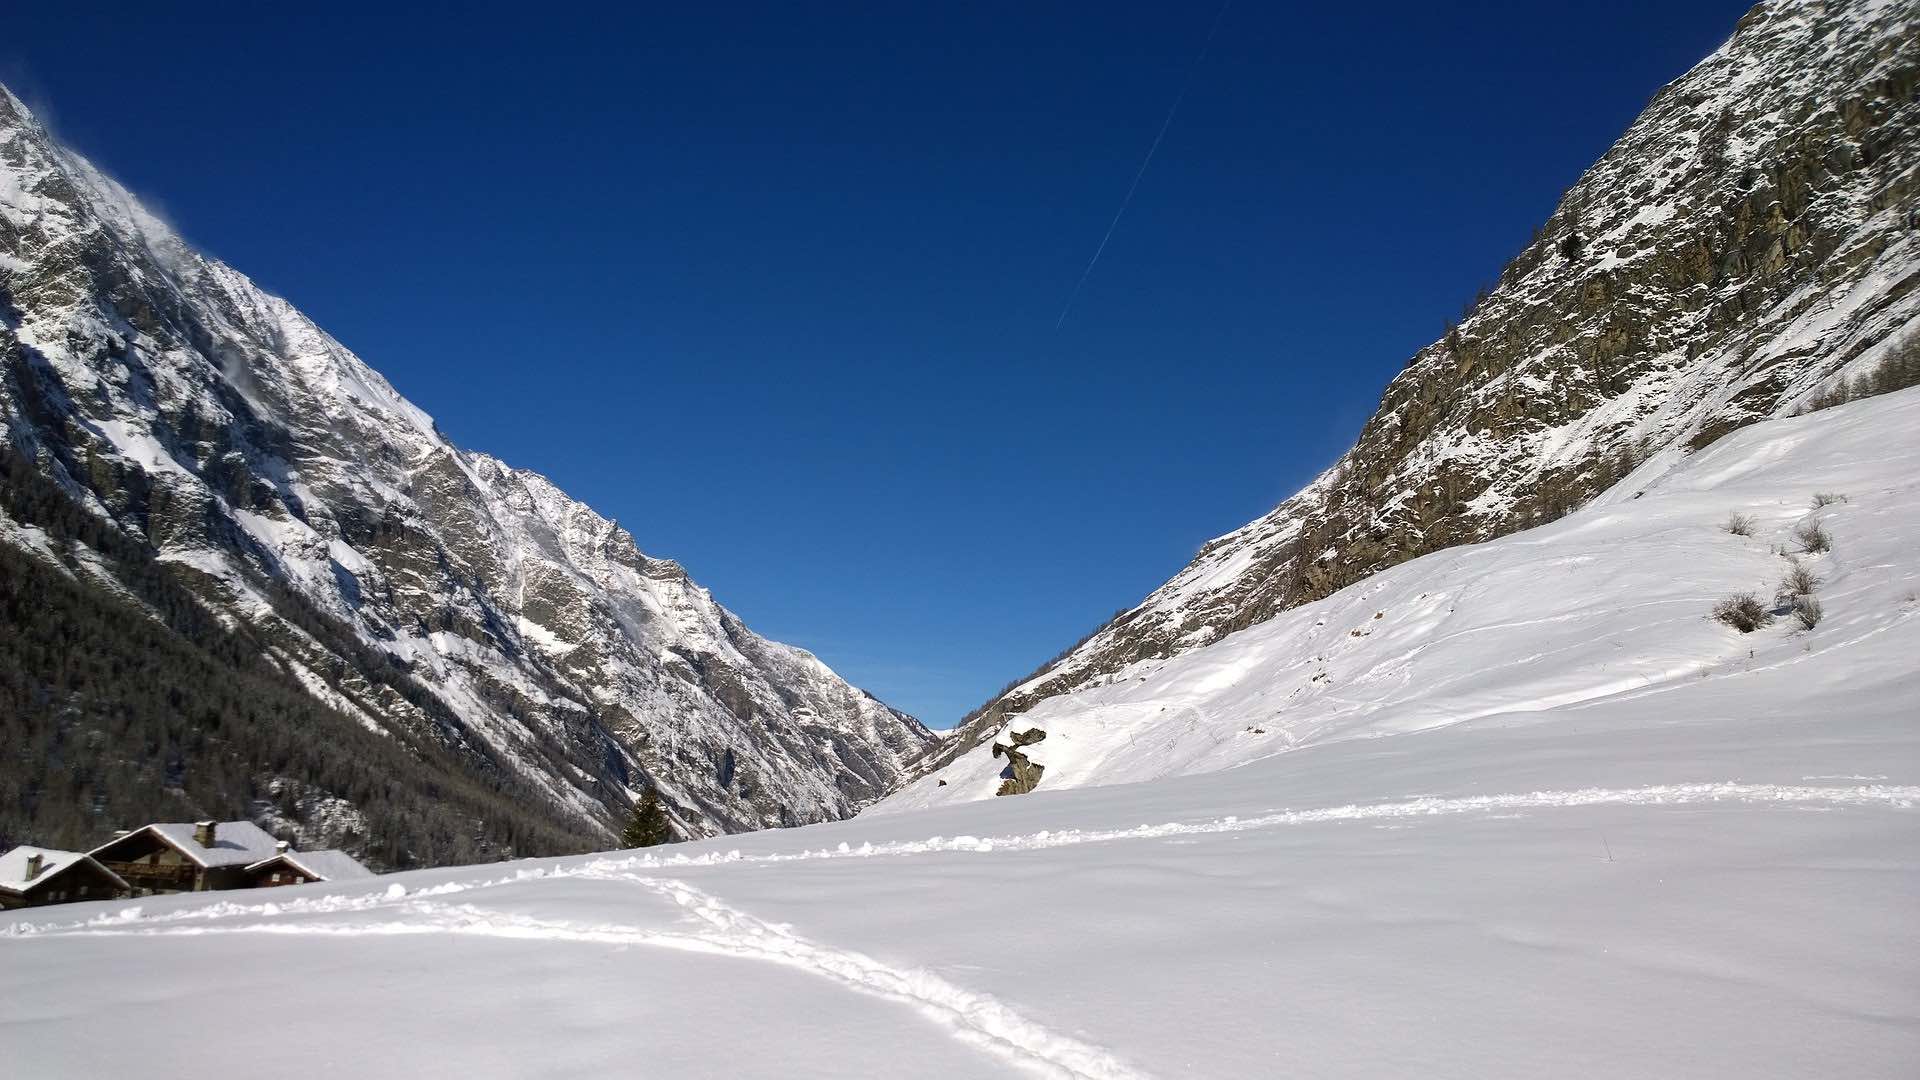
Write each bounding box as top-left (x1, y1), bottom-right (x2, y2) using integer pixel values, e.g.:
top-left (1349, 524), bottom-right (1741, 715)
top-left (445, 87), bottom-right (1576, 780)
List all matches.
top-left (10, 780), bottom-right (1912, 1079)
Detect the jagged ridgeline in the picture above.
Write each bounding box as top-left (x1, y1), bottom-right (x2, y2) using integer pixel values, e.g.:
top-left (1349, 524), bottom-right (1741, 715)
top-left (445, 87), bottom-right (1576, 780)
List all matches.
top-left (0, 84), bottom-right (936, 862)
top-left (925, 0), bottom-right (1920, 772)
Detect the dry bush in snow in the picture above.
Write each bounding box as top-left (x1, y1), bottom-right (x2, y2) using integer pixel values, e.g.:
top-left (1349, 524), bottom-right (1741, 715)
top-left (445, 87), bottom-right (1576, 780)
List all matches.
top-left (1792, 595), bottom-right (1824, 631)
top-left (1780, 559), bottom-right (1820, 597)
top-left (1713, 592), bottom-right (1774, 633)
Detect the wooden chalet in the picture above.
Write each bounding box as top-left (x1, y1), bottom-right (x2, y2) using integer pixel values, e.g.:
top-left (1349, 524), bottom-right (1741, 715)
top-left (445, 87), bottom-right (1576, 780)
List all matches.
top-left (0, 846), bottom-right (131, 910)
top-left (244, 846), bottom-right (375, 888)
top-left (88, 820), bottom-right (283, 896)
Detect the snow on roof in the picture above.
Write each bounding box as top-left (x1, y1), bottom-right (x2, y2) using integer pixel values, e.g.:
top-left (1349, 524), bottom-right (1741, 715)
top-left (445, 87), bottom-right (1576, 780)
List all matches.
top-left (100, 822), bottom-right (284, 868)
top-left (0, 846), bottom-right (127, 894)
top-left (252, 849), bottom-right (376, 882)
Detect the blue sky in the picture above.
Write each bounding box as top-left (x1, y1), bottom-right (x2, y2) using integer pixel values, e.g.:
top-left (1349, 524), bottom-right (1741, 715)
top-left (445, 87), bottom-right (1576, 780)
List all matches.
top-left (4, 2), bottom-right (1753, 727)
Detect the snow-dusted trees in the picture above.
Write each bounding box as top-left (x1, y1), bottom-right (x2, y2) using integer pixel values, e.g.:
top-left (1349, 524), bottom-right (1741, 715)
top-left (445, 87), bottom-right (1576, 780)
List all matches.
top-left (1806, 329), bottom-right (1920, 412)
top-left (621, 789), bottom-right (675, 848)
top-left (0, 447), bottom-right (592, 868)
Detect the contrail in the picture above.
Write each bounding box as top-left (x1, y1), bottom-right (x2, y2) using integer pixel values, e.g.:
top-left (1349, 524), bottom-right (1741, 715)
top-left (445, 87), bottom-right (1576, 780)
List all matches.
top-left (1054, 0), bottom-right (1234, 331)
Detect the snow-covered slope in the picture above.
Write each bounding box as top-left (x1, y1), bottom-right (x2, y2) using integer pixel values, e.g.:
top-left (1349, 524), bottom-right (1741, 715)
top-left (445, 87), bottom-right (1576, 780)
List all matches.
top-left (0, 83), bottom-right (934, 848)
top-left (885, 386), bottom-right (1920, 808)
top-left (5, 392), bottom-right (1916, 1078)
top-left (931, 0), bottom-right (1920, 770)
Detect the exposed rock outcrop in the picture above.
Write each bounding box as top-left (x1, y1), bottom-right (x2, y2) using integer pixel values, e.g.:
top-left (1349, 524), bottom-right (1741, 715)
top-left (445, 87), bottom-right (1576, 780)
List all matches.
top-left (991, 728), bottom-right (1048, 796)
top-left (921, 0), bottom-right (1920, 776)
top-left (0, 84), bottom-right (937, 846)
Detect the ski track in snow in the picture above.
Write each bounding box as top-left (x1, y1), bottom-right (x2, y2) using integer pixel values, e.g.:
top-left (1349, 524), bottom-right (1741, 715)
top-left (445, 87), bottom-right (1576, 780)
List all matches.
top-left (16, 875), bottom-right (1145, 1080)
top-left (596, 871), bottom-right (1150, 1080)
top-left (9, 781), bottom-right (1913, 1079)
top-left (12, 780), bottom-right (1912, 940)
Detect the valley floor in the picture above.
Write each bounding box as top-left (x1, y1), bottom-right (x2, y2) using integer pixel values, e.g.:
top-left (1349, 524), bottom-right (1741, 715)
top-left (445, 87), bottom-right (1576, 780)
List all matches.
top-left (3, 702), bottom-right (1914, 1077)
top-left (4, 393), bottom-right (1918, 1078)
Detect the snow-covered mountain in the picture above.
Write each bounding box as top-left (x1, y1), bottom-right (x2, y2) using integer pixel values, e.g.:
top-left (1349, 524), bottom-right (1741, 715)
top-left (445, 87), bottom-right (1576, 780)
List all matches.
top-left (925, 0), bottom-right (1920, 775)
top-left (7, 388), bottom-right (1916, 1078)
top-left (0, 83), bottom-right (934, 852)
top-left (884, 384), bottom-right (1920, 808)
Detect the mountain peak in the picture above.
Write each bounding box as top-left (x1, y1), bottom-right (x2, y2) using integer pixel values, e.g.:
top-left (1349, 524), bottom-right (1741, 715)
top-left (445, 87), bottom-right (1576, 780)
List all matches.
top-left (0, 77), bottom-right (936, 855)
top-left (918, 0), bottom-right (1920, 779)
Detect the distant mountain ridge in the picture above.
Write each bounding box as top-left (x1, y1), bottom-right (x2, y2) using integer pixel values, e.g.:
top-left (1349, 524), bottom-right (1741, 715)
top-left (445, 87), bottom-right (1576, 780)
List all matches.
top-left (921, 0), bottom-right (1920, 776)
top-left (0, 83), bottom-right (935, 858)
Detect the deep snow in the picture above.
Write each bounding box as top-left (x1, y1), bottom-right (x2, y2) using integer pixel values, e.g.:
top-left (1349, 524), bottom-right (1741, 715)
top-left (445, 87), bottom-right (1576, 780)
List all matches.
top-left (2, 392), bottom-right (1916, 1078)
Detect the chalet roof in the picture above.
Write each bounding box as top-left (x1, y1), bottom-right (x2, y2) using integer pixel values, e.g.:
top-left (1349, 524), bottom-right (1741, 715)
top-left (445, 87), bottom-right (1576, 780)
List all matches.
top-left (93, 822), bottom-right (283, 868)
top-left (0, 846), bottom-right (129, 895)
top-left (249, 849), bottom-right (375, 882)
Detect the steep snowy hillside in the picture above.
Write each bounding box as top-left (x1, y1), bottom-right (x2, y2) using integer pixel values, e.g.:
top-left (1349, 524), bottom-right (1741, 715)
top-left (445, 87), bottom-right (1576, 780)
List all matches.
top-left (930, 0), bottom-right (1920, 770)
top-left (886, 386), bottom-right (1920, 807)
top-left (0, 83), bottom-right (933, 855)
top-left (5, 392), bottom-right (1915, 1078)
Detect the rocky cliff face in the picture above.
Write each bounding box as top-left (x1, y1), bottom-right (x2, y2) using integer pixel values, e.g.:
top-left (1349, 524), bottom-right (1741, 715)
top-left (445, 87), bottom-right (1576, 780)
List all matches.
top-left (928, 0), bottom-right (1920, 773)
top-left (0, 84), bottom-right (935, 846)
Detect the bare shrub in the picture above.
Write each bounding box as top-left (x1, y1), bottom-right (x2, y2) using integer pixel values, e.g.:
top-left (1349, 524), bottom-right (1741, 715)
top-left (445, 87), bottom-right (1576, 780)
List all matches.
top-left (1793, 520), bottom-right (1832, 553)
top-left (1792, 595), bottom-right (1823, 631)
top-left (1712, 592), bottom-right (1773, 633)
top-left (1811, 492), bottom-right (1846, 508)
top-left (1779, 559), bottom-right (1820, 597)
top-left (1723, 511), bottom-right (1758, 537)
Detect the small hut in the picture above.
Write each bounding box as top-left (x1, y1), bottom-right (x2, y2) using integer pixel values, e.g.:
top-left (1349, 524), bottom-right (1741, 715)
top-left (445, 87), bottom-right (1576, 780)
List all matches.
top-left (0, 846), bottom-right (131, 909)
top-left (88, 821), bottom-right (282, 895)
top-left (244, 846), bottom-right (375, 888)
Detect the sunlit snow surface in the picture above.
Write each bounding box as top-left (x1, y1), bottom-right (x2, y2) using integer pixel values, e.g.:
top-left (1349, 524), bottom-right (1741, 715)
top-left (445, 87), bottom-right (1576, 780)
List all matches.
top-left (4, 391), bottom-right (1918, 1078)
top-left (885, 388), bottom-right (1920, 809)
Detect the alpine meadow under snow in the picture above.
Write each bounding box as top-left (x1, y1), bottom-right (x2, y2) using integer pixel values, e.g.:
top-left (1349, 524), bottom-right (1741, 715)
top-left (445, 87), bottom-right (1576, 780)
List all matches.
top-left (4, 0), bottom-right (1920, 1076)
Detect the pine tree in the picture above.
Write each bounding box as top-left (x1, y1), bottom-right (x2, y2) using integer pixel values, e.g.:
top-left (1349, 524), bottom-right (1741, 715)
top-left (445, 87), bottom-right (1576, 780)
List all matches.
top-left (620, 788), bottom-right (674, 848)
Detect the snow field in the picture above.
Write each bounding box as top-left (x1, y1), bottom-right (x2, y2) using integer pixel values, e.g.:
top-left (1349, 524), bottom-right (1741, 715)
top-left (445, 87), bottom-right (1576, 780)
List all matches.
top-left (3, 391), bottom-right (1916, 1078)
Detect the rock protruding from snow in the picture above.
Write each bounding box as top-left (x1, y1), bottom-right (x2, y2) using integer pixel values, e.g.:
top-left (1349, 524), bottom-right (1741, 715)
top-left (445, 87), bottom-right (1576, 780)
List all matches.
top-left (990, 729), bottom-right (1047, 796)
